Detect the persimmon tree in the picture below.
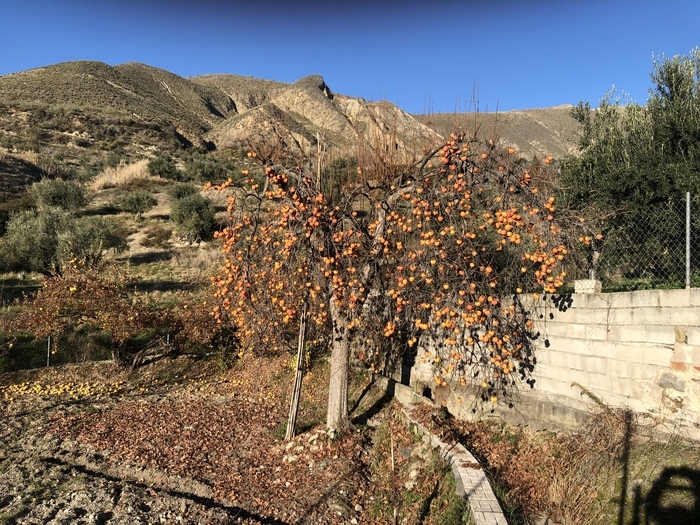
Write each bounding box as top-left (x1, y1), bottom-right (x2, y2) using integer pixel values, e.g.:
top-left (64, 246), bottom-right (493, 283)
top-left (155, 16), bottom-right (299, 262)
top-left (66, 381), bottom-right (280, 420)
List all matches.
top-left (210, 133), bottom-right (570, 431)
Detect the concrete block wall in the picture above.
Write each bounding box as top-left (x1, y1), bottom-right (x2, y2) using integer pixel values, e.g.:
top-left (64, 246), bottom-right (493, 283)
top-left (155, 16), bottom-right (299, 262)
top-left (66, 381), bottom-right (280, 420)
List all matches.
top-left (411, 288), bottom-right (700, 440)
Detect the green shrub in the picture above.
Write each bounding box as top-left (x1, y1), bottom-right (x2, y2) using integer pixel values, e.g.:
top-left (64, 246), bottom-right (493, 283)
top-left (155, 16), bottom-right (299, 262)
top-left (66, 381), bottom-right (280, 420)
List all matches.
top-left (31, 178), bottom-right (89, 211)
top-left (102, 149), bottom-right (125, 168)
top-left (0, 209), bottom-right (127, 273)
top-left (0, 192), bottom-right (37, 236)
top-left (0, 208), bottom-right (66, 272)
top-left (167, 183), bottom-right (199, 201)
top-left (177, 151), bottom-right (236, 182)
top-left (170, 194), bottom-right (216, 242)
top-left (148, 156), bottom-right (180, 180)
top-left (57, 216), bottom-right (129, 265)
top-left (117, 189), bottom-right (157, 218)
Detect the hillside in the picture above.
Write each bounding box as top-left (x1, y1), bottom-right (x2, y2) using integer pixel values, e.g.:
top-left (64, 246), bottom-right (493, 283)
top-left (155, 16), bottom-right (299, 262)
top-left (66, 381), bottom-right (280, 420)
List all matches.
top-left (415, 105), bottom-right (580, 159)
top-left (0, 61), bottom-right (580, 183)
top-left (0, 61), bottom-right (441, 161)
top-left (0, 61), bottom-right (234, 144)
top-left (0, 60), bottom-right (582, 237)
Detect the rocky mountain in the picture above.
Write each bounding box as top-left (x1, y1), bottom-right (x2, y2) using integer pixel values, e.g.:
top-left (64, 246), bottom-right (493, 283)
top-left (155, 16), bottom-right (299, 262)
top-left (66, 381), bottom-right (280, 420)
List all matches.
top-left (0, 61), bottom-right (441, 157)
top-left (0, 61), bottom-right (235, 145)
top-left (0, 60), bottom-right (581, 203)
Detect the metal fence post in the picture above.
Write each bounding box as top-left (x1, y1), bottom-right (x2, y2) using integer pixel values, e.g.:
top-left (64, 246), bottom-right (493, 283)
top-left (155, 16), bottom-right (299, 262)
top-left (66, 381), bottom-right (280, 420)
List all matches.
top-left (47, 335), bottom-right (51, 367)
top-left (687, 192), bottom-right (691, 289)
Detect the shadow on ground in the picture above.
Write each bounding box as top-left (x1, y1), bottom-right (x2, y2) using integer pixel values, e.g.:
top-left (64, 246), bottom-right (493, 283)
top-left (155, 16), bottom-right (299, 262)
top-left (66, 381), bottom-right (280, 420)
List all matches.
top-left (630, 467), bottom-right (700, 525)
top-left (130, 280), bottom-right (201, 292)
top-left (350, 378), bottom-right (393, 426)
top-left (618, 409), bottom-right (700, 525)
top-left (122, 251), bottom-right (173, 266)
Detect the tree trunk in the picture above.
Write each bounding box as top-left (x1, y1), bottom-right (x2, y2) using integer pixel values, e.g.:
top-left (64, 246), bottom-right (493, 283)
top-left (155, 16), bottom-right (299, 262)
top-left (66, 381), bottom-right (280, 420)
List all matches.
top-left (327, 298), bottom-right (350, 430)
top-left (285, 301), bottom-right (307, 441)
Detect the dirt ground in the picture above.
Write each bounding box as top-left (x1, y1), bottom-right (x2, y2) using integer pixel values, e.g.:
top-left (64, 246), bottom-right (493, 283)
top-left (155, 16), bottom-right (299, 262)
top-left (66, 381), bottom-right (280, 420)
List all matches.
top-left (0, 355), bottom-right (467, 525)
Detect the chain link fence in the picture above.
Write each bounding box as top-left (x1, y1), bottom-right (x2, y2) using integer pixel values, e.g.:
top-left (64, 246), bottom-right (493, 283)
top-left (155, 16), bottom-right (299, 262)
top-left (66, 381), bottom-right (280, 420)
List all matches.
top-left (0, 332), bottom-right (115, 373)
top-left (567, 193), bottom-right (700, 291)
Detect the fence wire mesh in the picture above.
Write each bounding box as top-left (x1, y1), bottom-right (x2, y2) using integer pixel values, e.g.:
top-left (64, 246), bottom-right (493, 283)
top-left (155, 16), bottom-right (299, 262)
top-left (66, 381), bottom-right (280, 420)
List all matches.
top-left (567, 194), bottom-right (700, 291)
top-left (0, 334), bottom-right (112, 373)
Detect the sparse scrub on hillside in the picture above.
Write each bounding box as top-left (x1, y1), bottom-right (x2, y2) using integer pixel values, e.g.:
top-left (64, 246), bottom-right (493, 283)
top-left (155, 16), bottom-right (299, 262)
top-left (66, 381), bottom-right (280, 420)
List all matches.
top-left (166, 183), bottom-right (199, 201)
top-left (101, 148), bottom-right (126, 167)
top-left (174, 150), bottom-right (240, 182)
top-left (170, 194), bottom-right (216, 242)
top-left (139, 223), bottom-right (173, 248)
top-left (31, 178), bottom-right (89, 211)
top-left (116, 188), bottom-right (157, 218)
top-left (0, 209), bottom-right (127, 273)
top-left (35, 152), bottom-right (75, 179)
top-left (72, 136), bottom-right (92, 148)
top-left (147, 155), bottom-right (179, 180)
top-left (172, 246), bottom-right (222, 270)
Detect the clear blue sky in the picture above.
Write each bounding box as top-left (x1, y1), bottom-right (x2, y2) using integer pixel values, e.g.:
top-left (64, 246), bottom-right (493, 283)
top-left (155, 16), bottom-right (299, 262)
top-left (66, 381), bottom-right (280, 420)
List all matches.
top-left (1, 0), bottom-right (698, 113)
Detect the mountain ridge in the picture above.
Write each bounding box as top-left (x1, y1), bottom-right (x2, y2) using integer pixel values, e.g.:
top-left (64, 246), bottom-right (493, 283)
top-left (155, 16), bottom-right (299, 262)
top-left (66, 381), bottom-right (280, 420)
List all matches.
top-left (0, 61), bottom-right (581, 156)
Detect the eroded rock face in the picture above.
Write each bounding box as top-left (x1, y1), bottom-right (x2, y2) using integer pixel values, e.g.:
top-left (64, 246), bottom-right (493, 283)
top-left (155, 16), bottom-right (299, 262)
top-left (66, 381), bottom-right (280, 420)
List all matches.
top-left (202, 73), bottom-right (441, 158)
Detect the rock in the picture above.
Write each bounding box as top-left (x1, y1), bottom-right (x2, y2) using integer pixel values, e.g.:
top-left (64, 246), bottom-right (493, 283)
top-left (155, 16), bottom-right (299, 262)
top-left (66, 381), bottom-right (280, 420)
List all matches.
top-left (658, 373), bottom-right (686, 391)
top-left (354, 504), bottom-right (363, 512)
top-left (327, 498), bottom-right (351, 515)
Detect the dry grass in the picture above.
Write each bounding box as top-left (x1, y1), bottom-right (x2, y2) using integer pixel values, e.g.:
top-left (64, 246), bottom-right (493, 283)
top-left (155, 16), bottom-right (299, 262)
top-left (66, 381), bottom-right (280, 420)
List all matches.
top-left (172, 246), bottom-right (223, 272)
top-left (11, 149), bottom-right (41, 165)
top-left (413, 403), bottom-right (700, 525)
top-left (89, 159), bottom-right (158, 192)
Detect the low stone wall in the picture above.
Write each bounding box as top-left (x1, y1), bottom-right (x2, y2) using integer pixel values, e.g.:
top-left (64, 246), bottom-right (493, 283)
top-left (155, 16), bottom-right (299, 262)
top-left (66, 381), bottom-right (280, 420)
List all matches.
top-left (411, 288), bottom-right (700, 439)
top-left (375, 377), bottom-right (508, 525)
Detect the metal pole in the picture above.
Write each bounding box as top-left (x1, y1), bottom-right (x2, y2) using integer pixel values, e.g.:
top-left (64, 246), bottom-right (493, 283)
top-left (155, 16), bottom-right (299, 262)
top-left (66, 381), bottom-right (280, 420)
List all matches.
top-left (686, 192), bottom-right (691, 289)
top-left (47, 335), bottom-right (51, 367)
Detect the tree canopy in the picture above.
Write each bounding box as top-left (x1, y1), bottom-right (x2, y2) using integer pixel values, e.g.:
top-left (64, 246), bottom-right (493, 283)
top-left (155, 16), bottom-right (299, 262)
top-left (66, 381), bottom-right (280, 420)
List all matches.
top-left (210, 134), bottom-right (570, 430)
top-left (558, 49), bottom-right (700, 286)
